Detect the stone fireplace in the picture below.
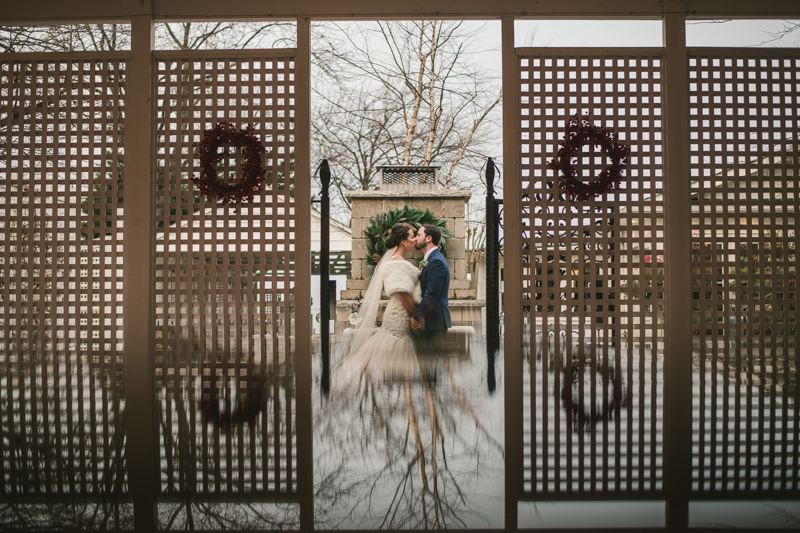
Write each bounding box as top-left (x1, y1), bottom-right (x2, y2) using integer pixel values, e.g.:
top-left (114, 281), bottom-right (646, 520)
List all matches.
top-left (336, 175), bottom-right (483, 350)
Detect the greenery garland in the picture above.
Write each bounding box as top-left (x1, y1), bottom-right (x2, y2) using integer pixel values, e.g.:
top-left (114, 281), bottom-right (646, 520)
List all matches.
top-left (547, 115), bottom-right (629, 203)
top-left (363, 206), bottom-right (453, 275)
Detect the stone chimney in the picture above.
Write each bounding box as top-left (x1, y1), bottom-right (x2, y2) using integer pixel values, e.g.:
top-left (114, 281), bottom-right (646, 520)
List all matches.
top-left (341, 189), bottom-right (474, 302)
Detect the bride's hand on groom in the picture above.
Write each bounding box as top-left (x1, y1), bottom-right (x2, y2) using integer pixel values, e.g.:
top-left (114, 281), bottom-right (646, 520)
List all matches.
top-left (410, 317), bottom-right (422, 331)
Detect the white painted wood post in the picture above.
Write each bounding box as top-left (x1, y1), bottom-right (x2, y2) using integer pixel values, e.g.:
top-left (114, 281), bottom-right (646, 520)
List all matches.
top-left (663, 10), bottom-right (693, 531)
top-left (124, 13), bottom-right (157, 533)
top-left (294, 16), bottom-right (315, 531)
top-left (502, 15), bottom-right (523, 532)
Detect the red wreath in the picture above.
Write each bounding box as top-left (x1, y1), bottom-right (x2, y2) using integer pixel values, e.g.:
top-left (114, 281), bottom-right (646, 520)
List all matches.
top-left (192, 122), bottom-right (266, 206)
top-left (548, 115), bottom-right (629, 203)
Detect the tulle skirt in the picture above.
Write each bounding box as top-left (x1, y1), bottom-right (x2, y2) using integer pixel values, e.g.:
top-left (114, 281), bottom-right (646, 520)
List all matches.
top-left (333, 329), bottom-right (421, 392)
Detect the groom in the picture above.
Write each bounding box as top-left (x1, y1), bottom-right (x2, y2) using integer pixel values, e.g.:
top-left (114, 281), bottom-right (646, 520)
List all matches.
top-left (410, 224), bottom-right (451, 357)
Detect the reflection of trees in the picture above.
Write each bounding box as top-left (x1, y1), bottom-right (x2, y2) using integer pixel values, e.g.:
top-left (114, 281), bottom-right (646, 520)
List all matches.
top-left (314, 352), bottom-right (503, 529)
top-left (764, 502), bottom-right (800, 529)
top-left (157, 500), bottom-right (298, 531)
top-left (0, 500), bottom-right (133, 530)
top-left (0, 363), bottom-right (129, 530)
top-left (156, 365), bottom-right (298, 530)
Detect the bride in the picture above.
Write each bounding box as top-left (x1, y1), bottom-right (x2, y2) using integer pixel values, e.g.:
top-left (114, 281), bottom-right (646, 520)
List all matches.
top-left (335, 223), bottom-right (422, 386)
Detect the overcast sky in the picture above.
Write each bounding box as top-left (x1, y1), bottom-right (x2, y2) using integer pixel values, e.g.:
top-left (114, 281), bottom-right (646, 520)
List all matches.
top-left (516, 19), bottom-right (800, 48)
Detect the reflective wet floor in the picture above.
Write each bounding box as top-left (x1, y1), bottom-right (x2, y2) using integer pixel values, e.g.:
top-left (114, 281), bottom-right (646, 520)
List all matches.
top-left (313, 339), bottom-right (505, 529)
top-left (1, 342), bottom-right (797, 530)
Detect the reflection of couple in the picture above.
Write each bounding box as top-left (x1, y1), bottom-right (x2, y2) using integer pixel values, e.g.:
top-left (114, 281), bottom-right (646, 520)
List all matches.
top-left (339, 223), bottom-right (451, 384)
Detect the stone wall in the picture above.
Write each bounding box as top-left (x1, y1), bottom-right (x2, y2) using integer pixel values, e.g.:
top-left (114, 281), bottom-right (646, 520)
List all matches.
top-left (340, 189), bottom-right (475, 301)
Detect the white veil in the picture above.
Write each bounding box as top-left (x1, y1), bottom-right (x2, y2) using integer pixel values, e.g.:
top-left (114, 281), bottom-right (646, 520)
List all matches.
top-left (347, 246), bottom-right (397, 357)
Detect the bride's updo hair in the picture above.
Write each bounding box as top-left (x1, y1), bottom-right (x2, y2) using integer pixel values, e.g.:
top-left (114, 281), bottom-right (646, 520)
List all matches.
top-left (385, 223), bottom-right (413, 249)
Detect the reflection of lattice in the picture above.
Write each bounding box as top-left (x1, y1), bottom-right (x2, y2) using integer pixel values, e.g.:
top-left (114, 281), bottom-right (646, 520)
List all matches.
top-left (378, 165), bottom-right (440, 190)
top-left (518, 50), bottom-right (665, 498)
top-left (689, 51), bottom-right (799, 496)
top-left (0, 57), bottom-right (127, 498)
top-left (154, 52), bottom-right (298, 497)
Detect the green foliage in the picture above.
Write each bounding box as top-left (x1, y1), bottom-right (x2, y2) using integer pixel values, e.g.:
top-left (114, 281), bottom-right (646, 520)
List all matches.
top-left (363, 206), bottom-right (453, 277)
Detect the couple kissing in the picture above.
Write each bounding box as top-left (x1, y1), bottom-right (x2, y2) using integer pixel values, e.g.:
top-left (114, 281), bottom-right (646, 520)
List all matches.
top-left (340, 223), bottom-right (451, 384)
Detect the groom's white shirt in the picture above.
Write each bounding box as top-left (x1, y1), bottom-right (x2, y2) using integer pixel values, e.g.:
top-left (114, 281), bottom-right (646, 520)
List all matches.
top-left (423, 247), bottom-right (436, 261)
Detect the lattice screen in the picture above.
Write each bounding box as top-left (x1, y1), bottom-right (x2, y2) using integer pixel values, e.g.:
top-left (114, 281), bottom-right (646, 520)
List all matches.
top-left (0, 57), bottom-right (128, 515)
top-left (689, 50), bottom-right (799, 495)
top-left (518, 50), bottom-right (664, 496)
top-left (378, 165), bottom-right (439, 190)
top-left (154, 53), bottom-right (298, 500)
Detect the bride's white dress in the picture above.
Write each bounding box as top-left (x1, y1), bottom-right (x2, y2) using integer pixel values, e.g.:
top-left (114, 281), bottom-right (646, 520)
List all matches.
top-left (335, 258), bottom-right (422, 386)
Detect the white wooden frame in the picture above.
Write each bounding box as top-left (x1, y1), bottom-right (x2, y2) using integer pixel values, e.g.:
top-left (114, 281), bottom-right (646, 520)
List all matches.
top-left (2, 1), bottom-right (800, 532)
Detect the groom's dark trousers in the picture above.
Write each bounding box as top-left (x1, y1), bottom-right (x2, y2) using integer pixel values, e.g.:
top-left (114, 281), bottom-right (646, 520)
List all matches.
top-left (411, 248), bottom-right (451, 359)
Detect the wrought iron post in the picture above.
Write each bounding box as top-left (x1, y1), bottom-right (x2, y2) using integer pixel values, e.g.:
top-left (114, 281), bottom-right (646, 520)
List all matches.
top-left (319, 159), bottom-right (331, 395)
top-left (485, 157), bottom-right (501, 392)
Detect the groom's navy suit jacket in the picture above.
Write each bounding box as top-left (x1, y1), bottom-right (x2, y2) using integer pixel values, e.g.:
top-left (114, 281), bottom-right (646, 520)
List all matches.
top-left (411, 248), bottom-right (451, 331)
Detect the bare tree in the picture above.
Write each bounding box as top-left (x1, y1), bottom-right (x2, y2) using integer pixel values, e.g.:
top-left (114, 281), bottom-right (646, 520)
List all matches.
top-left (311, 86), bottom-right (404, 220)
top-left (155, 22), bottom-right (294, 50)
top-left (1, 21), bottom-right (299, 54)
top-left (312, 21), bottom-right (502, 204)
top-left (0, 24), bottom-right (130, 53)
top-left (757, 20), bottom-right (800, 46)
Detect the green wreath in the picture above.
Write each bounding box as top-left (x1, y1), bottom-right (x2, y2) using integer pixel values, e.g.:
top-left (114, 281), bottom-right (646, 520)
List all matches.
top-left (364, 206), bottom-right (453, 276)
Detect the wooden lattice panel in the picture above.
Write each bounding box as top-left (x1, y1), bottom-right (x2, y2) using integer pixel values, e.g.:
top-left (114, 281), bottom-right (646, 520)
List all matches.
top-left (518, 50), bottom-right (664, 497)
top-left (0, 58), bottom-right (127, 499)
top-left (689, 50), bottom-right (799, 495)
top-left (154, 52), bottom-right (298, 498)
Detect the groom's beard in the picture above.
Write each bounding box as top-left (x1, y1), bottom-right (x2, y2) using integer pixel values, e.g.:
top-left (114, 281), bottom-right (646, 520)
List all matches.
top-left (415, 241), bottom-right (425, 251)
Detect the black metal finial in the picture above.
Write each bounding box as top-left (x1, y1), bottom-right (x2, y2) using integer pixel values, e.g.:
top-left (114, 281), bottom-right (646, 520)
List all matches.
top-left (486, 157), bottom-right (495, 192)
top-left (320, 159), bottom-right (331, 190)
